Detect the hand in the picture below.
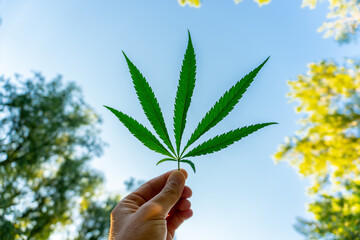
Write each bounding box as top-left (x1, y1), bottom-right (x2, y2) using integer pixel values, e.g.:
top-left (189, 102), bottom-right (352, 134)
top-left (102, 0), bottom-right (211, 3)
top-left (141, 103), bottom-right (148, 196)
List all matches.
top-left (109, 169), bottom-right (193, 240)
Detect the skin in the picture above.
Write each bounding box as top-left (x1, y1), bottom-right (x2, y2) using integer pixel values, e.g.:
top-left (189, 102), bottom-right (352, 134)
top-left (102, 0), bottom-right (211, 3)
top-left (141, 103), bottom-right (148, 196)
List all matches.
top-left (109, 169), bottom-right (193, 240)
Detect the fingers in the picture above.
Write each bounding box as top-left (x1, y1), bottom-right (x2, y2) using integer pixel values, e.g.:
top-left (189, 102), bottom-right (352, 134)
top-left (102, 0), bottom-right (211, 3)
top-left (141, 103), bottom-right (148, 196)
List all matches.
top-left (175, 198), bottom-right (191, 211)
top-left (181, 185), bottom-right (192, 198)
top-left (123, 169), bottom-right (188, 207)
top-left (168, 198), bottom-right (191, 215)
top-left (166, 209), bottom-right (193, 239)
top-left (166, 190), bottom-right (193, 238)
top-left (146, 170), bottom-right (186, 216)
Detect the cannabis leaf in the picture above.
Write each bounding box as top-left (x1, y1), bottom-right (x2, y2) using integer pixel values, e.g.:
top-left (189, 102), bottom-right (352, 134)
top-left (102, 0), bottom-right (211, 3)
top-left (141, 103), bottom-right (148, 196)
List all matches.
top-left (105, 31), bottom-right (277, 173)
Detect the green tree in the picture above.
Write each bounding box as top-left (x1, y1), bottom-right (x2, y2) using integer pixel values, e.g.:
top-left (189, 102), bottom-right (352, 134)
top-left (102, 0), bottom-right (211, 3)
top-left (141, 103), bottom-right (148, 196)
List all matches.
top-left (74, 195), bottom-right (121, 240)
top-left (0, 73), bottom-right (116, 239)
top-left (274, 60), bottom-right (360, 238)
top-left (295, 181), bottom-right (360, 239)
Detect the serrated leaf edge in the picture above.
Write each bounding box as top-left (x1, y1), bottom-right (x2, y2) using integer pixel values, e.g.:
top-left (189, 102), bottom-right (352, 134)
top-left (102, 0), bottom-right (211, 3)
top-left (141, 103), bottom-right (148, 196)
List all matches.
top-left (183, 122), bottom-right (277, 158)
top-left (182, 57), bottom-right (270, 155)
top-left (123, 52), bottom-right (176, 155)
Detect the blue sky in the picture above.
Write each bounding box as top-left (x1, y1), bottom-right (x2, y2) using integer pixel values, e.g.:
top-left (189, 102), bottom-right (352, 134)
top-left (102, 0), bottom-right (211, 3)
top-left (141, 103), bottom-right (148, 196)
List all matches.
top-left (1, 1), bottom-right (360, 239)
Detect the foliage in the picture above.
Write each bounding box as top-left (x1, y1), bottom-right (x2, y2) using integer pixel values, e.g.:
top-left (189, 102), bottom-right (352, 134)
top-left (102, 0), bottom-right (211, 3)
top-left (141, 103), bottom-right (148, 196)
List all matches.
top-left (0, 74), bottom-right (117, 239)
top-left (302, 0), bottom-right (360, 42)
top-left (295, 181), bottom-right (360, 239)
top-left (178, 0), bottom-right (201, 8)
top-left (274, 60), bottom-right (360, 194)
top-left (274, 60), bottom-right (360, 238)
top-left (105, 31), bottom-right (276, 173)
top-left (74, 195), bottom-right (121, 240)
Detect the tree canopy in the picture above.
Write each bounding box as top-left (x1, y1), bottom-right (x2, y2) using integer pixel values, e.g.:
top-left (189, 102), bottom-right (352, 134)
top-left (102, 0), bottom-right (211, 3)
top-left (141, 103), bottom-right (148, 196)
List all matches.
top-left (0, 73), bottom-right (117, 239)
top-left (295, 181), bottom-right (360, 239)
top-left (274, 60), bottom-right (360, 194)
top-left (274, 60), bottom-right (360, 239)
top-left (302, 0), bottom-right (360, 42)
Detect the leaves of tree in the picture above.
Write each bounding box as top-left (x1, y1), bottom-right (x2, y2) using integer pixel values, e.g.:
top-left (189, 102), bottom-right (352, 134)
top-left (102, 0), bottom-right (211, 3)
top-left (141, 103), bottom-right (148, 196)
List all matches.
top-left (0, 74), bottom-right (117, 239)
top-left (274, 60), bottom-right (360, 238)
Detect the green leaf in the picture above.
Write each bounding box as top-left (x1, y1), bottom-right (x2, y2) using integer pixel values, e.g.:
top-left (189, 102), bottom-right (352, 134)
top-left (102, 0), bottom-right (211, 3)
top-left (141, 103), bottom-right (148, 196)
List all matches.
top-left (173, 31), bottom-right (197, 155)
top-left (104, 106), bottom-right (174, 158)
top-left (123, 52), bottom-right (175, 155)
top-left (156, 158), bottom-right (177, 165)
top-left (183, 122), bottom-right (277, 158)
top-left (180, 159), bottom-right (196, 173)
top-left (183, 57), bottom-right (270, 153)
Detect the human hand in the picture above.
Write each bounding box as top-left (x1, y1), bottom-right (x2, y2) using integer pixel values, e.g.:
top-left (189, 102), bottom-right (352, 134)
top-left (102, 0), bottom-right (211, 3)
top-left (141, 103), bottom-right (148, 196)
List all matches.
top-left (109, 169), bottom-right (193, 240)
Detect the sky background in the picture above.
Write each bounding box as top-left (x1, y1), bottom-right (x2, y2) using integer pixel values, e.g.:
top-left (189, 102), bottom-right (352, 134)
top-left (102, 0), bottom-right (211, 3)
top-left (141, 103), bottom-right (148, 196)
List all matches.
top-left (1, 1), bottom-right (360, 239)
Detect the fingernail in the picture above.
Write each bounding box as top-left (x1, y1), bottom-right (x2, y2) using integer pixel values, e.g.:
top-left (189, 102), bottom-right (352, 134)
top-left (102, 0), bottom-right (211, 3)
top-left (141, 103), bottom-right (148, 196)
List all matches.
top-left (169, 171), bottom-right (185, 185)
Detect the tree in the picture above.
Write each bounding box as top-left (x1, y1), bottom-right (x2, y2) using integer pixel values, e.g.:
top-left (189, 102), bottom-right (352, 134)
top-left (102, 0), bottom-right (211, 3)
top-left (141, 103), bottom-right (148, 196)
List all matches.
top-left (274, 60), bottom-right (360, 238)
top-left (302, 0), bottom-right (360, 42)
top-left (274, 60), bottom-right (360, 194)
top-left (295, 181), bottom-right (360, 239)
top-left (74, 195), bottom-right (121, 240)
top-left (178, 0), bottom-right (360, 43)
top-left (0, 73), bottom-right (117, 239)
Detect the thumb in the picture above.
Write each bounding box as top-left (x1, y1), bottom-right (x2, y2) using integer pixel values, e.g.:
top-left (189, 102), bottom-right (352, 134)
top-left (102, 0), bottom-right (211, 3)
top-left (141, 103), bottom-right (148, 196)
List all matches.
top-left (149, 170), bottom-right (186, 216)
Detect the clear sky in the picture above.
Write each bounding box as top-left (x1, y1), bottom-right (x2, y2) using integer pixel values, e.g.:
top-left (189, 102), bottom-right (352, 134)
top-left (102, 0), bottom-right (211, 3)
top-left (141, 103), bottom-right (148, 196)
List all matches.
top-left (1, 1), bottom-right (359, 239)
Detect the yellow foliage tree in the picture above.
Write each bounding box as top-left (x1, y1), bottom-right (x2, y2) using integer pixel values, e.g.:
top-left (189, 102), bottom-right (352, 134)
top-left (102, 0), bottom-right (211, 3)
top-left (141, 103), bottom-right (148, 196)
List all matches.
top-left (295, 181), bottom-right (360, 238)
top-left (274, 60), bottom-right (360, 194)
top-left (302, 0), bottom-right (360, 42)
